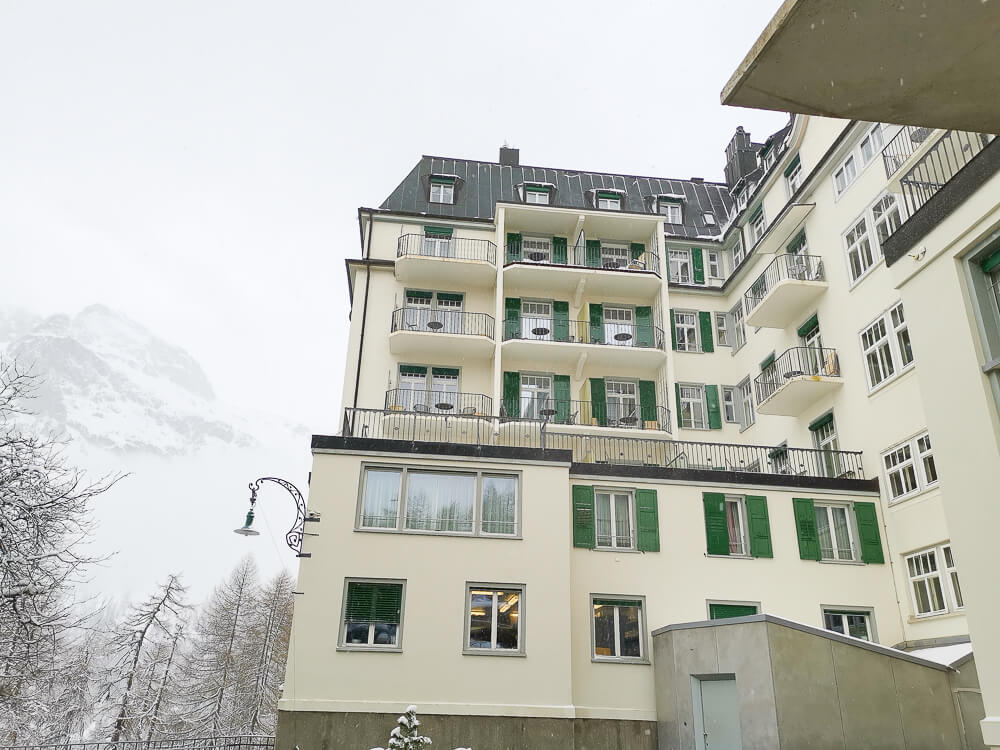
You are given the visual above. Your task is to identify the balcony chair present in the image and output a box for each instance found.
[413,403,429,413]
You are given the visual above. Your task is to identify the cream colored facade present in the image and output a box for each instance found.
[279,116,996,746]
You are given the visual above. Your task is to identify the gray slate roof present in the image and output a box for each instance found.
[379,156,734,239]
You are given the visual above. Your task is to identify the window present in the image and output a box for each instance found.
[872,194,902,245]
[724,496,749,555]
[882,431,938,501]
[603,306,634,347]
[669,249,692,283]
[737,378,755,428]
[722,386,738,423]
[465,585,523,654]
[601,243,630,268]
[341,579,404,649]
[708,602,759,619]
[522,237,552,263]
[814,503,858,561]
[861,302,914,390]
[358,466,518,537]
[597,191,622,210]
[859,124,885,165]
[706,250,723,279]
[769,444,791,474]
[906,544,963,616]
[403,290,464,333]
[844,217,877,282]
[715,313,730,347]
[834,154,857,196]
[394,365,459,413]
[823,609,873,641]
[748,208,766,244]
[812,416,842,477]
[729,302,746,351]
[786,159,803,196]
[732,237,746,267]
[674,311,699,352]
[520,373,552,419]
[605,380,639,426]
[659,199,682,223]
[429,176,455,204]
[678,384,707,429]
[524,185,550,205]
[521,300,553,340]
[703,212,716,226]
[421,227,453,257]
[595,489,634,549]
[591,597,645,662]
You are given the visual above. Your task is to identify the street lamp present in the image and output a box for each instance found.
[233,476,319,557]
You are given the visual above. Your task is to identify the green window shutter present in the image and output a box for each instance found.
[399,365,428,376]
[674,383,682,429]
[709,603,758,620]
[594,598,642,608]
[436,292,464,302]
[553,375,571,423]
[371,584,403,624]
[749,205,763,223]
[639,380,657,423]
[705,385,722,429]
[787,229,807,254]
[630,242,645,260]
[854,502,885,564]
[703,493,730,555]
[506,232,522,263]
[635,306,654,347]
[525,185,549,193]
[503,372,520,418]
[572,485,596,548]
[423,225,453,237]
[344,582,375,622]
[589,378,607,426]
[692,248,705,284]
[406,289,432,299]
[797,313,819,338]
[670,309,678,350]
[760,352,776,371]
[699,311,714,353]
[783,153,801,178]
[745,496,773,558]
[635,489,659,552]
[982,248,1000,273]
[552,236,568,264]
[552,300,569,342]
[431,367,460,377]
[792,498,821,561]
[808,412,834,432]
[430,175,456,185]
[504,297,521,340]
[586,239,601,267]
[596,190,619,200]
[589,304,604,344]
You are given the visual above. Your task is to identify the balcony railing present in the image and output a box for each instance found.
[882,125,937,177]
[502,395,670,432]
[390,308,495,339]
[505,243,661,276]
[754,347,840,404]
[396,233,497,265]
[502,317,665,349]
[898,131,994,217]
[385,389,493,416]
[744,254,825,313]
[340,408,865,480]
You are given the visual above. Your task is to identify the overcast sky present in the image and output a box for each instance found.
[1,0,788,433]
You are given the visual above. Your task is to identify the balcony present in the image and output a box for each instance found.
[754,347,843,416]
[501,317,666,369]
[384,389,492,417]
[340,408,869,485]
[503,241,662,297]
[388,308,495,359]
[882,126,938,178]
[896,130,994,218]
[395,234,497,288]
[503,395,670,433]
[744,254,827,329]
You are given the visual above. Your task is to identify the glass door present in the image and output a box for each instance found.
[606,380,639,427]
[604,306,634,346]
[404,294,432,329]
[435,295,463,333]
[519,374,552,419]
[802,326,824,375]
[398,371,427,411]
[522,237,552,264]
[521,300,553,340]
[601,244,630,269]
[430,372,459,413]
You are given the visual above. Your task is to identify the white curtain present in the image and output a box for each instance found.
[481,476,516,534]
[361,469,401,528]
[405,472,474,532]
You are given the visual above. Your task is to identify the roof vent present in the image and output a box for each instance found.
[499,146,520,166]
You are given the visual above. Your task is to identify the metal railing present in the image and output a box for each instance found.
[0,738,275,750]
[898,131,994,217]
[385,388,492,416]
[754,347,841,405]
[502,395,671,432]
[390,308,495,339]
[502,317,665,349]
[882,125,937,177]
[340,408,865,480]
[744,254,825,313]
[396,233,497,265]
[505,243,661,276]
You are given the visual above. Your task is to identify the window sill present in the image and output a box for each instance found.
[591,657,650,666]
[355,527,522,541]
[337,645,403,653]
[595,546,640,554]
[908,609,965,624]
[462,649,527,658]
[866,363,916,397]
[818,558,865,566]
[706,553,754,560]
[887,484,941,507]
[848,256,886,291]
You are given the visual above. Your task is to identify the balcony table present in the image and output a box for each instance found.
[527,252,547,262]
[531,327,551,336]
[617,416,638,426]
[434,402,454,411]
[540,408,557,417]
[426,321,444,330]
[614,332,633,342]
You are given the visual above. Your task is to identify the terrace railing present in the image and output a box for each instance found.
[396,233,497,265]
[502,317,665,349]
[743,254,825,314]
[898,131,994,217]
[882,125,937,178]
[754,347,841,404]
[503,395,671,432]
[390,308,495,339]
[385,388,492,416]
[505,243,661,276]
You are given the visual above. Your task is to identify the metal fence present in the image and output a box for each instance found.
[503,395,671,433]
[396,233,497,265]
[340,408,865,480]
[390,308,495,339]
[898,131,994,217]
[505,243,661,276]
[502,316,665,350]
[744,254,825,314]
[881,125,937,178]
[754,347,841,404]
[0,737,275,750]
[385,388,492,416]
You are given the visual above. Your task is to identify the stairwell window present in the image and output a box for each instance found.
[678,384,707,429]
[882,431,938,502]
[591,596,646,662]
[674,311,699,352]
[861,302,914,391]
[907,544,963,616]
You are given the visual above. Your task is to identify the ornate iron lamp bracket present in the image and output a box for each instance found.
[247,476,317,557]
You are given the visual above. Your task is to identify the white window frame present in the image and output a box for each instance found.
[813,417,843,477]
[601,242,630,269]
[729,302,746,351]
[659,199,683,223]
[339,578,406,651]
[678,383,708,430]
[814,502,860,562]
[590,594,647,663]
[429,180,455,205]
[674,310,700,352]
[785,160,803,197]
[843,192,905,285]
[521,236,552,263]
[597,193,622,210]
[882,431,938,503]
[715,312,730,347]
[604,379,639,425]
[594,488,636,550]
[722,386,738,423]
[833,153,858,197]
[703,212,716,226]
[669,248,692,284]
[906,544,963,617]
[843,215,878,284]
[706,250,723,280]
[524,186,550,205]
[860,302,914,391]
[521,299,553,340]
[737,377,755,429]
[732,237,746,268]
[464,583,525,655]
[357,465,520,538]
[872,193,903,246]
[822,607,875,641]
[724,495,750,556]
[749,208,766,244]
[859,123,885,166]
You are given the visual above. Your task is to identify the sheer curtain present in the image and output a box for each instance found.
[815,507,833,558]
[832,507,853,560]
[614,493,631,547]
[595,494,612,547]
[481,476,516,535]
[361,469,401,528]
[726,501,742,554]
[405,472,474,532]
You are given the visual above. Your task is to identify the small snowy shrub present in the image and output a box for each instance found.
[371,705,470,750]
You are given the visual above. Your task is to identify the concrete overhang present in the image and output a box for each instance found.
[722,0,1000,133]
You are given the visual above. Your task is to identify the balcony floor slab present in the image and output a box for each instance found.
[395,256,496,289]
[388,330,495,360]
[500,339,666,371]
[746,279,829,329]
[756,376,844,416]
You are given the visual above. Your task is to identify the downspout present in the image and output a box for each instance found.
[351,209,375,421]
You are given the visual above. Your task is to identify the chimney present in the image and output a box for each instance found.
[499,146,520,166]
[723,126,761,189]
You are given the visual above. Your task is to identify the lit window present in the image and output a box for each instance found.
[466,585,523,653]
[597,191,622,210]
[669,249,691,283]
[429,177,456,204]
[823,609,873,641]
[882,431,937,502]
[592,597,645,662]
[678,384,707,429]
[861,302,913,390]
[341,579,404,649]
[906,544,963,617]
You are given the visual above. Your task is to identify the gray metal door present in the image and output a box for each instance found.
[696,677,743,750]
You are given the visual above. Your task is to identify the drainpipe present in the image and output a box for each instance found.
[351,210,375,416]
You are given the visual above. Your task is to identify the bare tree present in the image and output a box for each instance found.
[245,570,294,736]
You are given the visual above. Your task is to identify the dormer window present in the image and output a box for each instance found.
[657,196,683,223]
[596,191,622,210]
[524,184,551,205]
[429,175,456,205]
